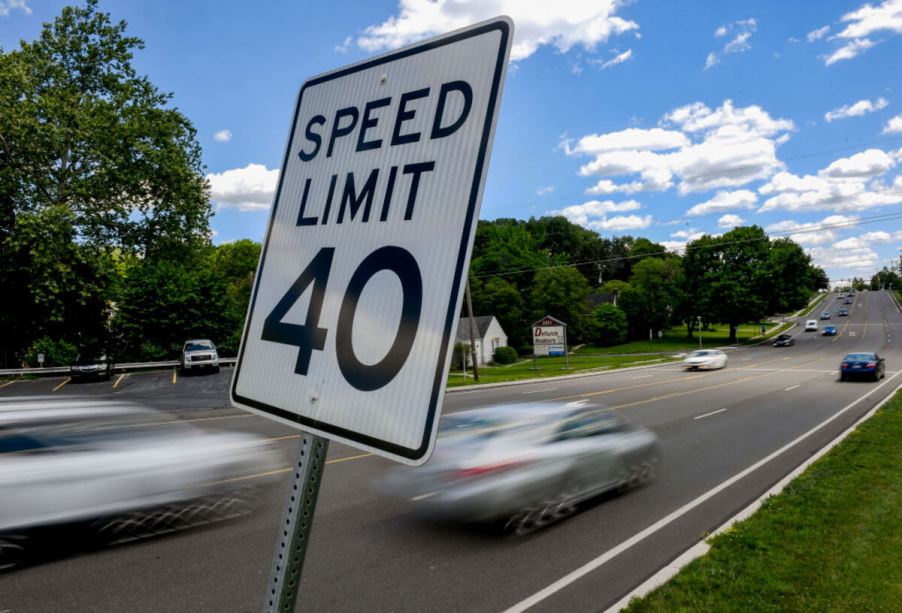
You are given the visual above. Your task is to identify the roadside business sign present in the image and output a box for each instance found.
[231,18,513,465]
[532,316,567,357]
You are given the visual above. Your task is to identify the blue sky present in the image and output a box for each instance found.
[3,0,901,282]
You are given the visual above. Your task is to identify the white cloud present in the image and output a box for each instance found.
[758,147,902,213]
[671,227,704,240]
[335,36,353,53]
[824,97,888,121]
[536,185,555,196]
[206,163,279,212]
[883,114,902,133]
[835,0,902,40]
[570,100,794,194]
[821,149,894,178]
[596,48,633,69]
[718,213,745,228]
[686,189,758,216]
[859,230,893,242]
[0,1,30,17]
[213,129,233,143]
[355,0,639,61]
[551,200,648,232]
[807,25,830,42]
[705,18,756,69]
[823,37,875,65]
[766,215,858,245]
[806,244,881,271]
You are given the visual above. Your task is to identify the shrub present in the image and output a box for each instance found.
[589,304,628,346]
[24,337,78,367]
[493,345,518,364]
[450,342,470,370]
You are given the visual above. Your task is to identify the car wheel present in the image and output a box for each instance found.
[0,535,27,571]
[213,366,220,374]
[840,373,846,382]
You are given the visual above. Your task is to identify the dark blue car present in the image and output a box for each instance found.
[840,352,885,381]
[822,326,837,336]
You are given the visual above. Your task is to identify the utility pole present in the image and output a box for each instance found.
[465,280,480,382]
[697,316,702,349]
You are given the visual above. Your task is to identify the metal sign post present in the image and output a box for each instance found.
[228,17,513,613]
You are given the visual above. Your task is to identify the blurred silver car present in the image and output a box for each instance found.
[0,398,281,566]
[381,403,658,534]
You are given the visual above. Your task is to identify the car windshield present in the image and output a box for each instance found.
[689,351,711,357]
[184,342,214,352]
[845,353,876,361]
[778,334,791,340]
[75,353,106,364]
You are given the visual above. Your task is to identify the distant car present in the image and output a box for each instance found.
[838,308,849,316]
[70,351,114,381]
[180,339,220,373]
[840,352,885,381]
[837,293,844,298]
[804,320,819,332]
[773,333,795,347]
[683,349,728,370]
[380,403,659,534]
[844,298,852,304]
[820,311,831,320]
[822,326,837,336]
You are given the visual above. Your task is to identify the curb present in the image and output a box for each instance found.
[605,380,902,612]
[444,357,681,394]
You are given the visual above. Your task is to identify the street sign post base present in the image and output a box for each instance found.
[264,433,329,613]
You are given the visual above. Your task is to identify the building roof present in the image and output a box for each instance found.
[586,293,617,308]
[456,316,497,342]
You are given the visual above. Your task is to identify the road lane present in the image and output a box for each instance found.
[1,291,899,613]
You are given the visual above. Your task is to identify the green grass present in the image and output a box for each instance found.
[623,387,902,613]
[576,322,777,355]
[447,354,680,387]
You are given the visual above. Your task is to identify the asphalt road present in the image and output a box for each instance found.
[1,290,900,613]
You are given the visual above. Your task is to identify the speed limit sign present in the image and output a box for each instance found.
[231,18,512,464]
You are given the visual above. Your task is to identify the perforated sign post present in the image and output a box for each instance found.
[230,17,512,613]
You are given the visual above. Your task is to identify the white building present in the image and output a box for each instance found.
[456,316,508,365]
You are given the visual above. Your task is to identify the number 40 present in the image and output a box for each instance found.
[261,246,423,391]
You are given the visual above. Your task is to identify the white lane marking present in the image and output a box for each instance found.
[522,388,557,395]
[502,369,902,613]
[785,385,800,391]
[631,375,653,380]
[607,380,902,613]
[693,408,727,420]
[411,492,437,502]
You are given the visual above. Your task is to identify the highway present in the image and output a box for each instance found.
[1,290,900,613]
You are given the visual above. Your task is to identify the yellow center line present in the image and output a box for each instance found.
[327,452,373,464]
[112,373,127,389]
[0,380,16,390]
[209,452,375,485]
[171,368,177,385]
[52,377,70,392]
[110,413,253,429]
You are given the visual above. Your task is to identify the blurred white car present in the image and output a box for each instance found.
[804,319,819,332]
[683,349,728,370]
[0,399,280,564]
[381,403,659,535]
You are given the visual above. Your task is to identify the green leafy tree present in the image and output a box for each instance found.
[206,239,261,334]
[470,275,526,348]
[766,238,819,314]
[0,0,210,364]
[529,266,592,341]
[619,256,685,338]
[587,304,628,346]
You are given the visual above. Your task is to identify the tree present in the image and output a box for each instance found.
[765,238,818,314]
[587,304,628,346]
[206,239,261,332]
[0,1,211,363]
[470,275,526,349]
[529,266,592,341]
[618,256,685,338]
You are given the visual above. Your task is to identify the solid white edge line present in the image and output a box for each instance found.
[502,370,902,613]
[604,379,902,613]
[693,408,727,420]
[785,385,800,391]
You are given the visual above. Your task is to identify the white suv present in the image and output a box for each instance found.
[180,339,220,373]
[804,320,819,332]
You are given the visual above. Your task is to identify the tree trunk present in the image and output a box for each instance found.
[729,323,738,343]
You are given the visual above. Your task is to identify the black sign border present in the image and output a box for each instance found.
[231,19,510,461]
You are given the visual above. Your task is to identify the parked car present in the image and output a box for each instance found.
[820,311,831,320]
[840,352,885,381]
[379,403,659,535]
[70,351,114,381]
[822,325,837,336]
[838,308,849,316]
[683,349,728,370]
[804,320,819,332]
[772,333,795,347]
[180,339,220,373]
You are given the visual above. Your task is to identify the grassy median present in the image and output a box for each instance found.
[576,322,778,356]
[623,387,902,613]
[447,354,680,387]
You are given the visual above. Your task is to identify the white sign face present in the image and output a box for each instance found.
[231,18,512,465]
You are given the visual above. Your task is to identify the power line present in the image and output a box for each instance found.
[473,211,902,279]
